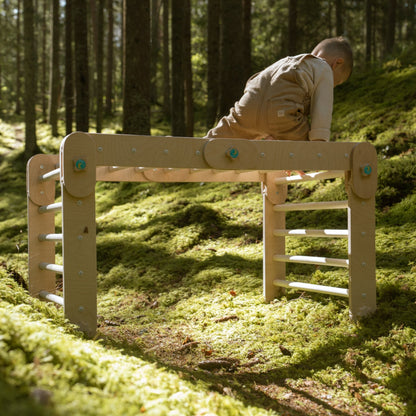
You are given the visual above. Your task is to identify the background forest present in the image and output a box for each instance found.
[1,1,416,415]
[1,0,416,156]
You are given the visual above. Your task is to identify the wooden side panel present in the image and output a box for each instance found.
[61,133,97,337]
[62,188,97,337]
[347,142,378,318]
[347,193,377,318]
[27,154,59,297]
[263,172,288,301]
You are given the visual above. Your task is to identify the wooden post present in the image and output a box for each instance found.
[27,154,59,297]
[60,132,97,337]
[262,172,287,302]
[347,142,378,318]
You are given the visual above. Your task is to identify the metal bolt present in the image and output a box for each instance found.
[317,153,322,158]
[195,150,201,156]
[97,146,103,152]
[164,149,169,154]
[77,235,83,241]
[361,201,366,206]
[362,262,367,267]
[40,190,45,195]
[78,270,84,276]
[40,165,44,169]
[361,231,366,236]
[260,152,265,158]
[78,306,84,312]
[131,148,136,153]
[289,152,294,158]
[344,153,349,158]
[77,200,82,206]
[361,293,367,298]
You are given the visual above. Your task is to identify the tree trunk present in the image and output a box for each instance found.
[171,0,185,135]
[406,0,415,41]
[65,0,74,135]
[48,0,60,137]
[184,0,193,137]
[15,0,22,115]
[335,0,344,35]
[105,0,114,116]
[365,0,373,63]
[219,0,244,117]
[123,0,151,134]
[151,0,161,104]
[288,0,297,55]
[242,0,251,81]
[206,0,220,129]
[162,0,171,120]
[96,0,104,132]
[73,0,89,132]
[23,0,39,159]
[41,0,48,122]
[385,0,396,56]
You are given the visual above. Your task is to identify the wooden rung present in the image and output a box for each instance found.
[39,290,64,306]
[39,262,64,274]
[274,170,344,185]
[39,168,60,181]
[38,233,63,242]
[273,254,349,268]
[38,202,63,214]
[273,279,349,297]
[273,200,348,212]
[108,166,129,172]
[274,229,348,238]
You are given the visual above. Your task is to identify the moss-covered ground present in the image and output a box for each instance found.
[1,61,416,415]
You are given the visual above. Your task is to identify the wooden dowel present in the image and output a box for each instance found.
[107,166,128,172]
[39,168,60,182]
[39,290,64,306]
[274,170,345,185]
[273,280,349,297]
[274,229,348,238]
[273,254,349,268]
[38,233,63,242]
[273,200,348,212]
[39,262,64,274]
[38,202,63,214]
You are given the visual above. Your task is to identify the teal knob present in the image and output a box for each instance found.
[74,159,87,171]
[226,148,239,159]
[361,164,372,176]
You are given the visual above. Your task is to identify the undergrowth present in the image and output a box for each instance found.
[1,61,416,415]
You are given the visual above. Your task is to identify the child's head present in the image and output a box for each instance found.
[312,37,353,86]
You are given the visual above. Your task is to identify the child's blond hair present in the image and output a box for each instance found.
[312,37,353,79]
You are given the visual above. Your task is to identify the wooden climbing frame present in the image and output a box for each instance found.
[27,132,378,336]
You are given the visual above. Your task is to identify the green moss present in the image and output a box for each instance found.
[1,65,416,414]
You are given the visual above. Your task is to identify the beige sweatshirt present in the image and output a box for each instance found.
[206,54,334,141]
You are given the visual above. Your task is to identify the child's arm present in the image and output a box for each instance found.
[308,65,334,141]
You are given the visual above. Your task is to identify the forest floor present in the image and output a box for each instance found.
[1,59,416,415]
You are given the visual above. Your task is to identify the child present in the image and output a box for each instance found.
[205,37,353,142]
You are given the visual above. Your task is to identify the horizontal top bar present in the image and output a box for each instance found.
[80,133,356,171]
